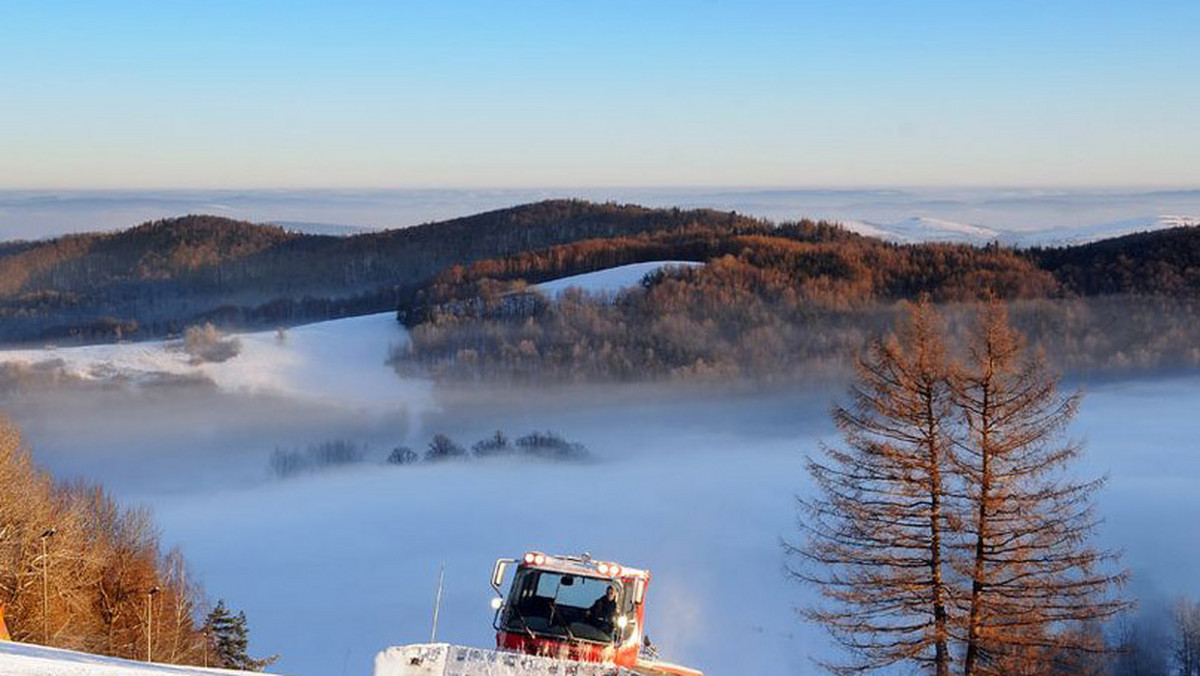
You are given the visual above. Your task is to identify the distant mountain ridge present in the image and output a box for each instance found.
[841,214,1200,246]
[1,199,1198,345]
[1019,214,1200,247]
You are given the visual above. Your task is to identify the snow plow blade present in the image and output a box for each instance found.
[375,644,635,676]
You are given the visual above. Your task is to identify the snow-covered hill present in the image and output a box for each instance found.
[840,213,1199,246]
[532,261,703,297]
[0,641,282,676]
[1012,214,1200,247]
[0,313,431,415]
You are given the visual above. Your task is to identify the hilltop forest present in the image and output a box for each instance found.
[0,201,759,344]
[389,207,1200,382]
[2,200,1199,383]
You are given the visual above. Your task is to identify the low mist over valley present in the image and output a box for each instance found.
[2,308,1198,674]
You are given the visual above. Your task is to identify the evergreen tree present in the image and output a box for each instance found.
[204,600,277,671]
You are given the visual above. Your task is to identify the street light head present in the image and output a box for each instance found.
[41,528,56,538]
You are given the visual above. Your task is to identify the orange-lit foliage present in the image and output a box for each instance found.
[0,416,210,665]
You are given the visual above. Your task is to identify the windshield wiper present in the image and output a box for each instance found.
[547,601,579,642]
[547,581,580,644]
[505,602,537,641]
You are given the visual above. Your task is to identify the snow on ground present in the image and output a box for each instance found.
[0,640,283,676]
[1011,214,1200,247]
[533,261,703,297]
[2,313,1199,676]
[140,387,826,676]
[838,213,1200,247]
[0,313,432,417]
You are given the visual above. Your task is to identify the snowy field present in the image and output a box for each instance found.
[2,312,1199,675]
[0,640,284,676]
[0,313,430,416]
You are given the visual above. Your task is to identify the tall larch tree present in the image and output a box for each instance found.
[788,300,958,674]
[954,302,1127,676]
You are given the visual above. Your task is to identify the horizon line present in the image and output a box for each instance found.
[2,183,1200,194]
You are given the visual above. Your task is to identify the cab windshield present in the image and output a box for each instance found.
[502,568,627,644]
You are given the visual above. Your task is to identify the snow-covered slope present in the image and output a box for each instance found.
[533,261,703,297]
[1013,214,1200,247]
[0,313,431,415]
[0,641,281,676]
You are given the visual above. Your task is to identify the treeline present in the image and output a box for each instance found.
[393,430,589,464]
[397,293,1200,383]
[0,201,768,344]
[1033,226,1200,296]
[402,222,1051,323]
[1112,598,1200,675]
[392,221,1200,382]
[268,432,590,478]
[6,197,1199,369]
[0,415,266,667]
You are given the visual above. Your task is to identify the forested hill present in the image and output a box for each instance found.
[3,199,1198,348]
[395,222,1200,382]
[0,201,770,344]
[1032,226,1200,296]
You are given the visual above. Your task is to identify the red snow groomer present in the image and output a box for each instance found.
[374,551,703,676]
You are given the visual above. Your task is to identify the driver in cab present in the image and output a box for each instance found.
[587,585,619,636]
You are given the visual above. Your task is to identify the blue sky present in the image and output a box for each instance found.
[1,1,1198,189]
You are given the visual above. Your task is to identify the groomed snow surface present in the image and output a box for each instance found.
[0,640,280,676]
[1,307,1199,676]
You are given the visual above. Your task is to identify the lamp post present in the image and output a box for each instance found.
[146,586,159,662]
[39,528,56,645]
